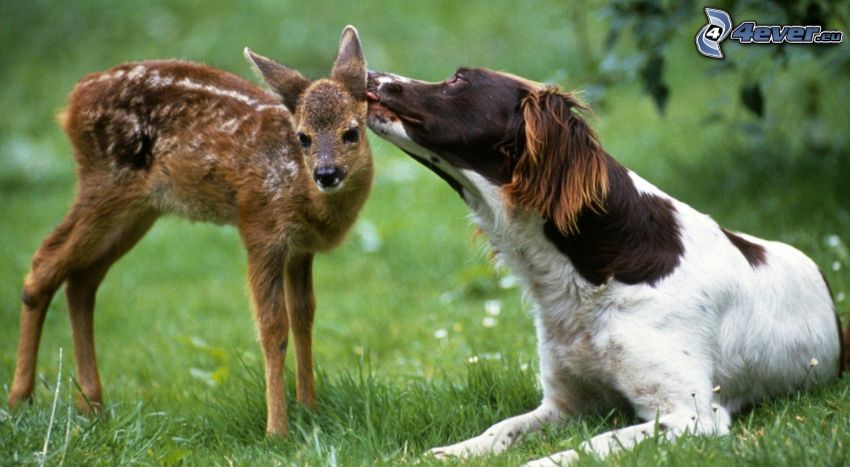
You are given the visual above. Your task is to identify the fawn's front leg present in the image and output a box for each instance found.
[284,253,316,409]
[246,247,289,437]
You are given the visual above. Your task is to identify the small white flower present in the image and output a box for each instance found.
[827,235,841,248]
[189,368,216,387]
[520,363,530,372]
[482,317,498,328]
[355,220,382,253]
[434,328,448,339]
[809,358,819,367]
[382,159,419,183]
[467,356,479,364]
[836,292,846,302]
[499,275,520,289]
[484,299,502,316]
[832,261,841,271]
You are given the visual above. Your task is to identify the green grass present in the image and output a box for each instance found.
[2,1,849,466]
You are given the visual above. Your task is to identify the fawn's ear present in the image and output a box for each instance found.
[503,88,609,235]
[244,47,311,112]
[330,25,366,98]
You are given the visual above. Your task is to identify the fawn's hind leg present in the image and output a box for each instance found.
[9,211,78,408]
[284,253,316,410]
[8,185,155,411]
[64,211,158,413]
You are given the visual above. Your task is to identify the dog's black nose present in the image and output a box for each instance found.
[313,165,346,190]
[366,70,381,89]
[366,71,402,97]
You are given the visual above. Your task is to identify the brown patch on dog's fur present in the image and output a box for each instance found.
[721,228,766,268]
[543,159,683,286]
[503,88,608,235]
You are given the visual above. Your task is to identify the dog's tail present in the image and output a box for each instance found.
[822,271,849,375]
[842,318,850,375]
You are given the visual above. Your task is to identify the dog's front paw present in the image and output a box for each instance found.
[523,449,580,467]
[427,443,475,460]
[428,436,496,460]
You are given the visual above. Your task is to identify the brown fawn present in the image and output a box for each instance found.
[7,25,372,436]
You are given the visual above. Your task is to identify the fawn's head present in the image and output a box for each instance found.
[246,26,369,193]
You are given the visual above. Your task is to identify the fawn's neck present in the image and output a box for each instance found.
[301,159,373,251]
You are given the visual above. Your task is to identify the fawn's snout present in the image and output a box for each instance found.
[297,115,364,193]
[296,81,367,194]
[300,126,358,192]
[313,164,346,191]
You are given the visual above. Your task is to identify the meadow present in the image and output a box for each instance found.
[1,1,848,465]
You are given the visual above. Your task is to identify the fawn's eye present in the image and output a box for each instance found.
[297,132,312,149]
[342,127,359,144]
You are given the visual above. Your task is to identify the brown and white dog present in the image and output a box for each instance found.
[366,68,849,465]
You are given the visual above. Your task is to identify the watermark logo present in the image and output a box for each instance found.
[696,8,733,59]
[695,7,843,59]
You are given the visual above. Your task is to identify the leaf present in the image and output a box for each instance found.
[639,53,669,113]
[740,82,764,118]
[162,447,193,467]
[211,366,231,384]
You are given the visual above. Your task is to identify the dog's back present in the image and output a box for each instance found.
[641,183,841,413]
[723,233,840,381]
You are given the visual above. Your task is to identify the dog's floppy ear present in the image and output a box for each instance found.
[244,47,311,112]
[503,87,608,234]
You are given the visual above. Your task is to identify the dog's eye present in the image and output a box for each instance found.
[447,73,466,86]
[297,132,312,149]
[342,127,359,144]
[444,73,469,95]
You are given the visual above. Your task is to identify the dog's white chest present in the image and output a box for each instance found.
[461,170,614,368]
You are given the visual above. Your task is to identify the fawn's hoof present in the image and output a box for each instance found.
[75,395,103,416]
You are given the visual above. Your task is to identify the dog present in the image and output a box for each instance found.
[8,26,372,437]
[366,68,849,465]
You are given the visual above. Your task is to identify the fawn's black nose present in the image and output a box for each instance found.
[313,165,346,191]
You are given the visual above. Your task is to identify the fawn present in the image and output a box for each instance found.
[8,26,372,436]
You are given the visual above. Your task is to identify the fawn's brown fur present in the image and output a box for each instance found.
[8,26,372,437]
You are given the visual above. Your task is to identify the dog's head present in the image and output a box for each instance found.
[367,68,608,234]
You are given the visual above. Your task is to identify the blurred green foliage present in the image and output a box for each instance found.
[0,0,578,166]
[2,0,847,188]
[601,0,850,160]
